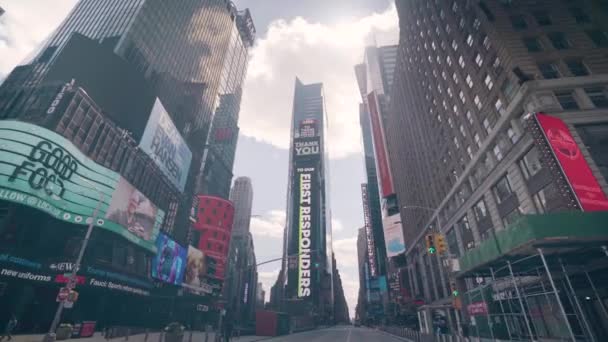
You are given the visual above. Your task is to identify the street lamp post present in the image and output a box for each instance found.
[43,179,105,342]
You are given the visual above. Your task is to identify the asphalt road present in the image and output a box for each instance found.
[262,326,410,342]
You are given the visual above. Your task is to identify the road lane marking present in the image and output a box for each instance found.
[346,327,352,342]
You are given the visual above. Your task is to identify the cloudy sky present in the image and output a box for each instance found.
[0,0,398,318]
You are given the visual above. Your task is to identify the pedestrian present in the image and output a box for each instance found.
[222,319,233,342]
[0,315,17,341]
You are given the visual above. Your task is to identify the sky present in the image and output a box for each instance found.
[0,0,398,319]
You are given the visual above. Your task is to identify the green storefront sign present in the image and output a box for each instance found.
[0,121,164,253]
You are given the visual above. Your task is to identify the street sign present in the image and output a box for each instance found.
[56,287,70,302]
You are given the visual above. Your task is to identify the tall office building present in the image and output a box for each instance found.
[229,177,254,236]
[282,78,334,323]
[389,0,608,339]
[199,10,255,198]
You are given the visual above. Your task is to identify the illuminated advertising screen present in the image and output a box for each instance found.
[293,137,320,159]
[297,119,318,138]
[383,214,405,257]
[367,91,394,197]
[535,113,608,211]
[290,161,319,299]
[151,233,187,285]
[182,246,212,295]
[361,184,377,277]
[139,99,192,192]
[0,121,163,252]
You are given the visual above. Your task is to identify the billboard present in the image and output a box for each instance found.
[0,121,163,252]
[367,91,395,197]
[361,184,377,277]
[535,113,608,211]
[151,233,187,285]
[293,137,320,159]
[292,161,319,298]
[383,214,405,257]
[182,246,212,295]
[296,119,318,138]
[139,99,192,192]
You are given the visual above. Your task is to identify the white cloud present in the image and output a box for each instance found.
[333,236,358,267]
[240,5,398,159]
[0,1,78,80]
[331,217,344,232]
[250,209,285,239]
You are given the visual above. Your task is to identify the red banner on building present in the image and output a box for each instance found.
[367,92,394,197]
[536,113,608,211]
[467,301,488,316]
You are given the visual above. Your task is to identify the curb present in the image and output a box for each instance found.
[376,329,415,342]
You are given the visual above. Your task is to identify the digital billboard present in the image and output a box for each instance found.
[293,137,320,159]
[361,184,377,277]
[182,246,212,295]
[535,113,608,211]
[296,119,318,138]
[367,91,395,198]
[293,162,319,298]
[0,121,163,252]
[383,214,405,257]
[139,99,192,192]
[151,233,187,285]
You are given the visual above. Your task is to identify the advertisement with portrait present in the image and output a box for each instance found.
[383,214,405,257]
[151,233,187,285]
[533,113,608,211]
[182,246,212,295]
[0,121,163,253]
[139,99,192,192]
[106,177,162,244]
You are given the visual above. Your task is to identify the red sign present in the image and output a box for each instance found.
[467,301,488,316]
[54,274,86,286]
[367,92,394,197]
[536,113,608,211]
[80,321,97,338]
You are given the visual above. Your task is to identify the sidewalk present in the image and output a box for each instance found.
[11,331,268,342]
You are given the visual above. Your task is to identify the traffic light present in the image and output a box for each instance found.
[435,233,448,255]
[450,280,459,297]
[425,234,436,254]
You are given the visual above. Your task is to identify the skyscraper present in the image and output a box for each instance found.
[282,78,334,322]
[388,0,608,338]
[199,9,256,198]
[230,177,254,236]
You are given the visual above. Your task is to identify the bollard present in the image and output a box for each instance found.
[144,329,149,342]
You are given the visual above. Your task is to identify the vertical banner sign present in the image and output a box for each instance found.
[361,184,377,277]
[296,164,316,298]
[367,91,395,197]
[535,113,608,211]
[383,214,406,257]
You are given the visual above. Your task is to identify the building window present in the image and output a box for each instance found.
[454,137,460,148]
[492,56,502,74]
[483,118,492,134]
[447,228,460,257]
[507,127,520,144]
[457,216,475,250]
[452,40,459,51]
[459,55,465,68]
[473,199,488,221]
[453,73,459,84]
[501,78,517,101]
[466,75,474,88]
[565,59,589,76]
[447,55,452,66]
[493,174,514,204]
[548,32,571,50]
[474,18,481,31]
[495,98,505,115]
[493,145,504,161]
[568,7,591,24]
[474,95,482,109]
[484,74,494,90]
[467,146,473,159]
[510,15,528,30]
[523,37,544,52]
[538,62,561,79]
[519,147,543,180]
[483,35,491,50]
[586,29,608,47]
[533,10,552,26]
[555,91,579,110]
[533,182,560,213]
[502,208,523,226]
[467,34,474,46]
[585,87,608,108]
[474,133,482,147]
[467,111,474,125]
[475,53,484,67]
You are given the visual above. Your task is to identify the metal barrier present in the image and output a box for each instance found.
[379,326,500,342]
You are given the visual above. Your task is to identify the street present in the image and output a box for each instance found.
[264,326,409,342]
